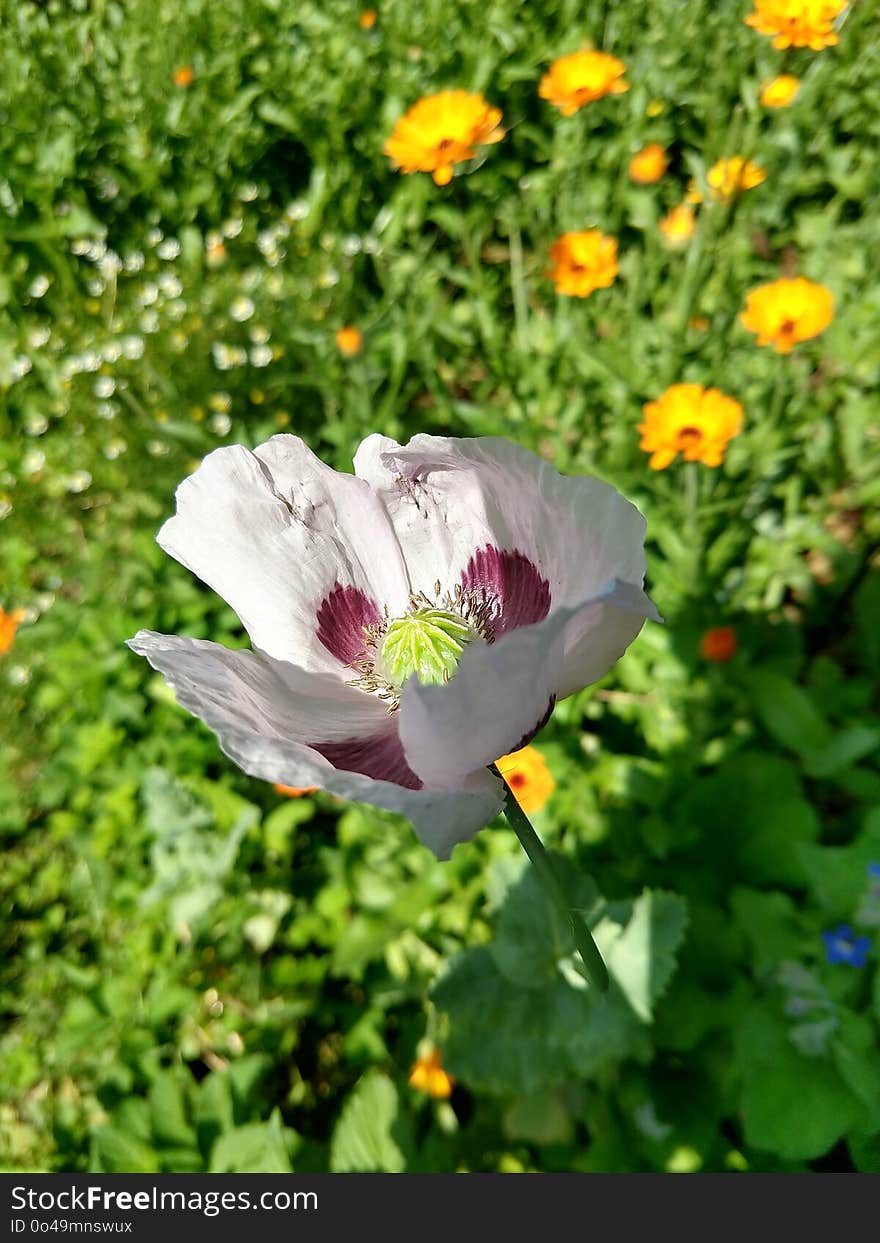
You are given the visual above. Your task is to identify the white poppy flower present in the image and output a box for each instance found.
[128,434,658,859]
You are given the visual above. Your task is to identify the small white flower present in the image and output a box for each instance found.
[159,273,183,298]
[146,227,164,247]
[157,238,181,260]
[28,275,51,298]
[22,449,46,475]
[125,251,145,273]
[210,413,232,436]
[140,311,160,334]
[94,376,116,398]
[121,335,145,360]
[129,435,658,858]
[238,183,259,202]
[223,217,244,239]
[230,296,255,322]
[28,325,51,349]
[67,470,92,493]
[250,344,273,367]
[25,413,48,436]
[99,251,123,278]
[139,283,159,307]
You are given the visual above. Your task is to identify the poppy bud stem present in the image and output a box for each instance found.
[490,765,609,992]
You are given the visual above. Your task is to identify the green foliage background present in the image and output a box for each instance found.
[2,0,879,1173]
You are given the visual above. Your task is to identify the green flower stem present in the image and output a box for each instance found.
[490,765,609,992]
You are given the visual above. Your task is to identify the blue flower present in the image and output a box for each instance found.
[822,924,871,968]
[868,862,880,879]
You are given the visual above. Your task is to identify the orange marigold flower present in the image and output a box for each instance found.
[0,607,25,656]
[629,143,668,184]
[700,626,738,663]
[409,1048,453,1099]
[547,230,618,298]
[495,745,556,814]
[659,204,696,247]
[173,65,195,88]
[745,0,846,51]
[639,384,744,470]
[358,9,377,28]
[706,156,766,202]
[538,50,629,116]
[335,325,363,357]
[383,90,504,187]
[274,783,318,797]
[740,277,834,353]
[760,74,801,108]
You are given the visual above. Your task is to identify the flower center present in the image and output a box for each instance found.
[677,425,703,448]
[380,606,479,688]
[437,136,455,151]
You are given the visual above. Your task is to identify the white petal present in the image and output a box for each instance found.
[558,580,661,700]
[354,433,650,608]
[398,580,658,789]
[157,436,410,672]
[128,630,503,859]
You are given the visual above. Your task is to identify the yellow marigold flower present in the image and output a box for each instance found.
[335,325,363,357]
[495,745,556,814]
[547,230,618,298]
[538,50,629,116]
[409,1049,453,1099]
[760,74,801,108]
[659,204,696,247]
[358,9,377,28]
[173,65,194,88]
[0,607,25,656]
[745,0,846,51]
[383,90,504,187]
[705,156,766,202]
[274,782,318,797]
[739,277,834,352]
[639,384,744,470]
[700,626,738,663]
[646,99,664,118]
[629,143,668,184]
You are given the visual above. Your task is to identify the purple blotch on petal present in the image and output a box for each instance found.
[461,545,551,638]
[510,696,556,753]
[312,729,423,791]
[316,583,382,664]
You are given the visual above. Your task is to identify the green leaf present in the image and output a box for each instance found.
[747,670,832,755]
[730,887,806,974]
[489,854,600,989]
[798,810,880,918]
[329,1071,409,1173]
[502,1092,574,1146]
[209,1110,297,1173]
[92,1125,161,1174]
[802,726,880,778]
[736,1004,862,1160]
[148,1072,196,1150]
[678,753,819,885]
[434,947,647,1096]
[599,890,689,1021]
